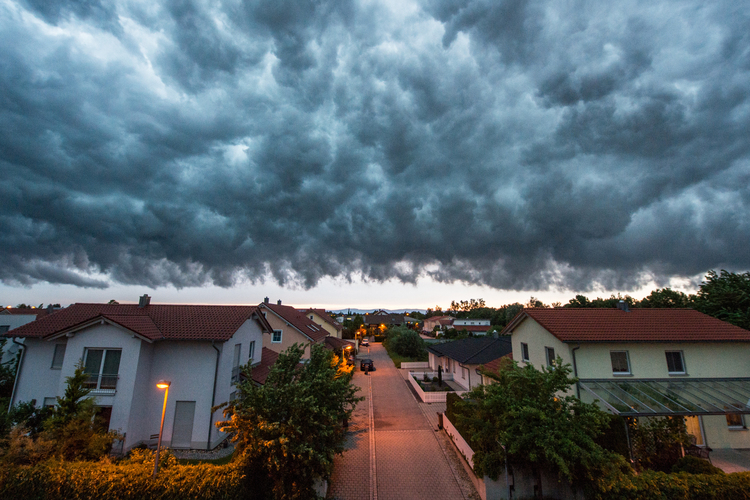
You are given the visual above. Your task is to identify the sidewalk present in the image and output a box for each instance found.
[328,343,478,500]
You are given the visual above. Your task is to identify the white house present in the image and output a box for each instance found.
[502,304,750,450]
[5,295,274,452]
[1,307,61,364]
[452,318,491,336]
[427,337,512,390]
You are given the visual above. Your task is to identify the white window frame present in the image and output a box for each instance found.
[521,342,530,362]
[51,344,66,369]
[82,348,121,391]
[665,350,686,375]
[545,347,556,367]
[248,340,256,364]
[272,330,283,343]
[726,412,745,430]
[232,344,242,383]
[610,350,631,375]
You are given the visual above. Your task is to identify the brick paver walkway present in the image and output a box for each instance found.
[328,343,477,500]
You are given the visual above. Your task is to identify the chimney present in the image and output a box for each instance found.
[138,294,151,308]
[277,299,282,305]
[264,297,269,304]
[617,300,630,312]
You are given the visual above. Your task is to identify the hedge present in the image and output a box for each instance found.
[0,460,256,500]
[589,470,750,500]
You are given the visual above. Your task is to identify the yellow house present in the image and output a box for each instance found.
[302,309,343,338]
[259,302,328,359]
[502,304,750,450]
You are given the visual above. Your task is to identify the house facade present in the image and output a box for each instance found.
[6,297,274,452]
[502,305,750,450]
[303,309,343,338]
[260,301,329,358]
[452,318,491,335]
[427,337,512,390]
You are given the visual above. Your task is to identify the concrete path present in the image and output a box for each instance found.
[328,343,478,500]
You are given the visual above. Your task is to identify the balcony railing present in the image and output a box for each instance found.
[83,373,119,391]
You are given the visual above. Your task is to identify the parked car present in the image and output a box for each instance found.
[361,339,369,347]
[360,359,375,371]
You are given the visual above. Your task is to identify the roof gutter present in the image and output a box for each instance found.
[9,338,25,410]
[571,344,581,398]
[207,341,221,451]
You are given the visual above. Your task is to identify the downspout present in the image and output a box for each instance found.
[571,344,581,399]
[9,338,25,410]
[207,341,221,451]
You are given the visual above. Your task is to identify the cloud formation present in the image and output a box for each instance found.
[1,0,749,292]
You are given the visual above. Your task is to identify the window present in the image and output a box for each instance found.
[726,412,745,429]
[545,347,556,367]
[521,343,530,362]
[232,344,241,383]
[0,325,8,333]
[51,344,66,369]
[43,397,56,408]
[230,391,238,401]
[665,351,686,374]
[248,341,256,363]
[83,348,121,390]
[610,351,631,375]
[272,330,282,343]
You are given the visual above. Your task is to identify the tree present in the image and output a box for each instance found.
[218,343,362,500]
[638,288,694,308]
[458,358,621,487]
[386,327,426,358]
[694,270,750,330]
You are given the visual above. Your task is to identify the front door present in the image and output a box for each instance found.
[171,401,196,449]
[684,416,705,446]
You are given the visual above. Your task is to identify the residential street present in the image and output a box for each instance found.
[327,343,478,500]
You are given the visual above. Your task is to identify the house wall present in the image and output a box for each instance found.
[1,314,39,364]
[510,318,572,369]
[307,312,340,338]
[262,309,312,358]
[59,323,145,446]
[511,317,750,450]
[454,362,482,391]
[11,337,64,407]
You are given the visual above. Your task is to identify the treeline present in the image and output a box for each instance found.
[419,270,750,331]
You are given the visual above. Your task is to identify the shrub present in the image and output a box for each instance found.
[672,455,725,475]
[0,459,253,500]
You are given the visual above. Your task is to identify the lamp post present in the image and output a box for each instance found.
[153,380,171,478]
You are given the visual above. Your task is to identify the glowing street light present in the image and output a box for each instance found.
[153,380,171,478]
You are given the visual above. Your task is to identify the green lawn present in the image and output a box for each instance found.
[383,346,428,368]
[176,451,235,466]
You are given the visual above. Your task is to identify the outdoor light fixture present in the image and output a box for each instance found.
[153,380,171,478]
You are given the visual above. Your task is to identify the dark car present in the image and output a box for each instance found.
[361,339,369,347]
[360,359,375,371]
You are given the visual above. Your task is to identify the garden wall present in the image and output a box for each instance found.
[400,362,430,369]
[407,372,466,403]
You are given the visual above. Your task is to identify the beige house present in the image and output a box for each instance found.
[502,304,750,450]
[260,301,328,358]
[302,309,343,338]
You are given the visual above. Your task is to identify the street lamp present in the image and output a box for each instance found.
[153,380,171,478]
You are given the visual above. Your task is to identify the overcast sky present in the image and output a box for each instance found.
[1,0,749,308]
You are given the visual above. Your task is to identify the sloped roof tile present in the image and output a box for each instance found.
[262,303,329,343]
[428,337,513,365]
[504,308,750,343]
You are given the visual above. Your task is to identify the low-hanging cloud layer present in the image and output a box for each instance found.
[1,0,749,292]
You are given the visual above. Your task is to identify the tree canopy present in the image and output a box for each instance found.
[694,269,750,330]
[457,358,621,485]
[217,343,362,500]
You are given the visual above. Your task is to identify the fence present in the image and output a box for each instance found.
[400,361,430,369]
[408,372,466,403]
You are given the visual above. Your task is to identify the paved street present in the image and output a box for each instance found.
[328,343,478,500]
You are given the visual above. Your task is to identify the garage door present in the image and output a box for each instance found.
[171,401,196,449]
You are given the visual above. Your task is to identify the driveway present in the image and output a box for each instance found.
[328,343,478,500]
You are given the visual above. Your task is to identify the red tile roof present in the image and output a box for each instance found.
[481,352,513,374]
[503,308,750,343]
[261,303,329,343]
[4,303,269,342]
[303,308,343,332]
[251,347,280,385]
[323,336,355,351]
[1,308,53,317]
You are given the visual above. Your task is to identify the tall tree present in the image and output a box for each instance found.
[218,343,362,500]
[458,358,620,487]
[694,270,750,330]
[638,288,694,308]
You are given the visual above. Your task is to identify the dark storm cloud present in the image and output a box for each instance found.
[1,0,749,292]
